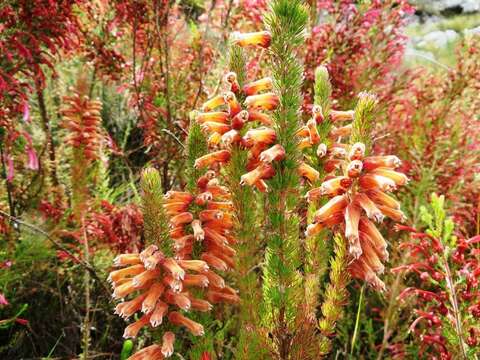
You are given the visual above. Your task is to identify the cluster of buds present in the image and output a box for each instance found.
[393,225,480,357]
[61,81,103,161]
[303,95,408,290]
[194,30,284,192]
[163,170,240,305]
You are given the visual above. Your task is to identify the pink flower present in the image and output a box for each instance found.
[0,293,8,306]
[27,147,39,170]
[23,102,30,122]
[5,154,14,182]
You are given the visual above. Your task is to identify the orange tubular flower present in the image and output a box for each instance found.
[259,144,286,163]
[243,127,277,146]
[222,129,241,146]
[330,124,353,138]
[161,332,175,358]
[345,203,362,258]
[201,121,231,135]
[232,31,272,48]
[307,118,321,144]
[195,111,230,124]
[202,94,226,112]
[362,155,402,171]
[329,109,354,122]
[169,212,194,227]
[245,93,280,111]
[128,344,163,360]
[168,311,205,336]
[313,195,348,223]
[298,162,320,183]
[231,110,249,130]
[208,132,222,147]
[194,150,231,169]
[243,77,273,96]
[240,164,275,186]
[247,110,272,125]
[224,91,241,117]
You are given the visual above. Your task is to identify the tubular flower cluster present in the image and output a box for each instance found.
[305,139,407,291]
[195,30,284,192]
[164,171,240,305]
[61,88,103,161]
[110,180,239,359]
[109,245,209,357]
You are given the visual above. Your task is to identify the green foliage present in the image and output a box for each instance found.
[140,168,171,255]
[314,65,332,117]
[186,118,208,192]
[351,91,378,151]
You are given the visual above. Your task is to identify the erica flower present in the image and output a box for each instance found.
[232,31,272,48]
[245,93,280,111]
[243,77,273,96]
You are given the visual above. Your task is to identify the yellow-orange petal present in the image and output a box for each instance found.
[298,162,320,183]
[232,31,272,48]
[194,150,231,169]
[247,110,272,125]
[201,252,228,272]
[141,282,165,314]
[177,259,209,273]
[363,155,401,171]
[195,111,230,124]
[345,203,362,259]
[307,118,320,145]
[359,174,397,192]
[245,93,279,111]
[202,94,226,111]
[314,194,348,223]
[259,144,286,163]
[123,314,151,338]
[329,109,354,122]
[354,193,384,223]
[366,189,400,210]
[243,77,273,96]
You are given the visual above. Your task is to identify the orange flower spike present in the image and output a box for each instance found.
[132,269,161,288]
[141,283,165,314]
[345,203,362,259]
[201,252,228,272]
[194,150,231,169]
[177,259,210,273]
[207,132,222,147]
[247,110,273,125]
[318,176,353,197]
[168,311,205,336]
[240,164,275,186]
[259,144,286,163]
[204,227,228,246]
[183,274,209,288]
[366,189,400,210]
[108,264,145,284]
[210,251,235,269]
[162,258,186,280]
[329,109,354,122]
[347,160,363,178]
[330,124,352,138]
[224,72,240,93]
[190,298,213,312]
[169,212,194,227]
[195,191,213,206]
[195,111,230,124]
[149,301,168,327]
[243,127,277,145]
[205,241,236,257]
[206,184,231,199]
[115,293,148,319]
[223,91,241,117]
[231,110,249,130]
[128,344,163,360]
[314,194,348,223]
[123,314,151,338]
[348,142,366,161]
[222,129,241,146]
[371,168,409,186]
[377,205,407,223]
[161,331,176,358]
[349,259,386,291]
[113,254,141,267]
[164,289,191,311]
[359,174,397,192]
[362,155,402,171]
[199,210,224,222]
[245,92,279,111]
[201,121,231,135]
[354,193,384,222]
[191,219,205,241]
[298,162,320,183]
[202,94,226,112]
[203,270,226,288]
[307,118,320,144]
[312,104,324,124]
[232,31,272,48]
[243,77,273,96]
[361,231,388,261]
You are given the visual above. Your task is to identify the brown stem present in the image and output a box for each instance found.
[35,81,59,188]
[0,143,15,218]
